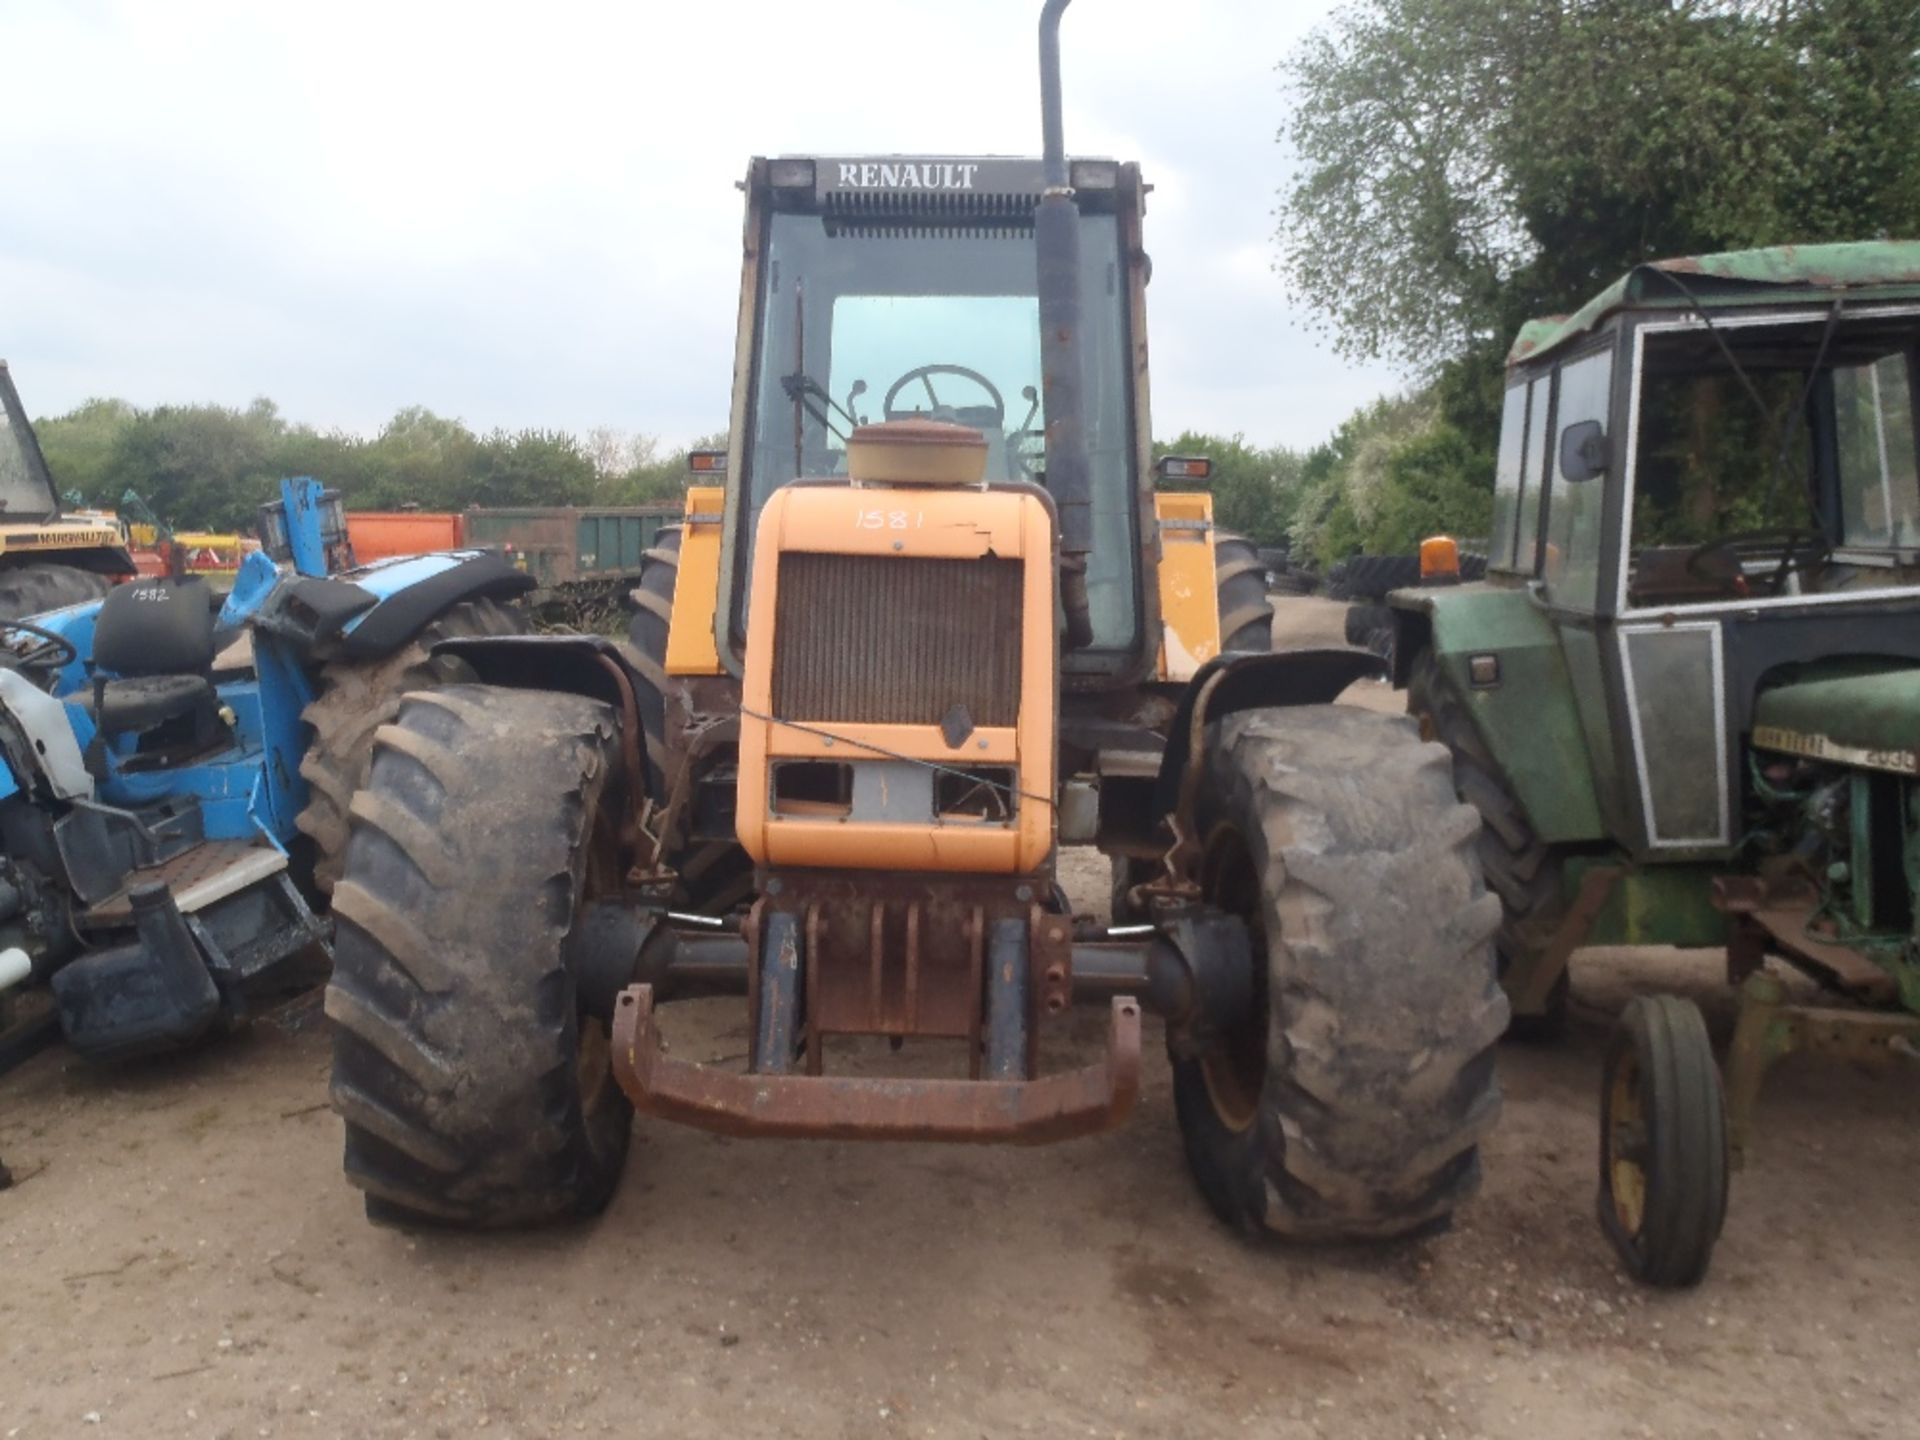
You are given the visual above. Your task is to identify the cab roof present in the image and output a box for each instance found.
[754,155,1134,218]
[1507,240,1920,368]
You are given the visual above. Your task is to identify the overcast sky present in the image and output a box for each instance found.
[4,0,1400,452]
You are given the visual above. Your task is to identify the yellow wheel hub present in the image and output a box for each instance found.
[1606,1054,1649,1236]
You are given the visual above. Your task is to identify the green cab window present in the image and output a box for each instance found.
[1489,383,1528,571]
[1514,381,1551,574]
[1541,349,1614,609]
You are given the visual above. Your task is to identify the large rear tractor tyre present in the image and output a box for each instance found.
[326,684,633,1229]
[295,596,526,897]
[1173,705,1508,1240]
[627,526,752,912]
[1407,647,1571,1040]
[1214,532,1273,654]
[0,563,114,621]
[1597,995,1727,1288]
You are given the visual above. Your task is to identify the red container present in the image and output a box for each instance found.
[346,511,465,563]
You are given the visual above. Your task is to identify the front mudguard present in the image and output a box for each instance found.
[431,632,645,713]
[1151,647,1387,819]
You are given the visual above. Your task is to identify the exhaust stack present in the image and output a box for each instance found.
[1036,0,1095,650]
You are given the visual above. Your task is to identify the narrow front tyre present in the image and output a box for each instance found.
[1598,994,1728,1288]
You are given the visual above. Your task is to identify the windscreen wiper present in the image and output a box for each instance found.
[779,372,858,444]
[1634,265,1842,526]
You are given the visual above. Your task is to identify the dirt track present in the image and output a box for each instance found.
[3,597,1915,1439]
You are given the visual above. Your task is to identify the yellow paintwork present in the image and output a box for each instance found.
[0,518,125,555]
[737,482,1057,874]
[664,485,726,676]
[1153,492,1222,681]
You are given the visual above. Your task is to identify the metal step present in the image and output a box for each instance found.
[80,841,287,929]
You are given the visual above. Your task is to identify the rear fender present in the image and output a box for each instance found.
[248,552,534,662]
[335,552,534,659]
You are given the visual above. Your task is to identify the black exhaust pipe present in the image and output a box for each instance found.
[1036,0,1095,650]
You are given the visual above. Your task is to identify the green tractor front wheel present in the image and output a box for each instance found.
[1597,994,1728,1288]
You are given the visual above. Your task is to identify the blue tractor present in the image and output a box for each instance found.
[0,478,530,1066]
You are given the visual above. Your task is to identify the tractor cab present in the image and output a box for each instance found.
[715,155,1158,681]
[1397,242,1920,1284]
[1396,243,1920,863]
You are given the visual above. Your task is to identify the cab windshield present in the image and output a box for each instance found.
[742,210,1137,649]
[1627,311,1920,606]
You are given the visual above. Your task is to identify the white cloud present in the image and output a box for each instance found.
[3,0,1400,450]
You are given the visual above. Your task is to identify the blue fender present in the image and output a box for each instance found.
[249,551,533,664]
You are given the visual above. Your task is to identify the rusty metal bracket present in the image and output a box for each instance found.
[1724,970,1920,1166]
[611,983,1142,1144]
[1711,874,1898,1002]
[629,714,738,891]
[1509,864,1622,1016]
[589,652,648,859]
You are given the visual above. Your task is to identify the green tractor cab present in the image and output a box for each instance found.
[1388,240,1920,1286]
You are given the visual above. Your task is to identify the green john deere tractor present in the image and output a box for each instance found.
[1383,241,1920,1287]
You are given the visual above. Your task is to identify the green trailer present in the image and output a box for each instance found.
[464,505,680,629]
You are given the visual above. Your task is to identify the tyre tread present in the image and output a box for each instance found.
[325,684,633,1229]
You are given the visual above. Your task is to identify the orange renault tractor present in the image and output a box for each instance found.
[323,0,1506,1238]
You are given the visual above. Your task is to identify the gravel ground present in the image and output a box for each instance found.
[1,596,1913,1439]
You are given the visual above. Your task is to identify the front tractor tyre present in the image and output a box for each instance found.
[1598,994,1727,1288]
[325,684,633,1228]
[626,525,753,912]
[1173,705,1508,1240]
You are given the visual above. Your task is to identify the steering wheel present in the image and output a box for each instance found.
[1684,528,1832,598]
[0,619,78,675]
[881,364,1006,430]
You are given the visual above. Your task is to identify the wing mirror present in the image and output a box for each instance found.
[1559,420,1610,482]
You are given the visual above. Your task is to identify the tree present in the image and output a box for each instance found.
[1288,393,1493,564]
[467,429,598,507]
[35,398,138,505]
[1153,431,1307,546]
[33,395,704,528]
[93,399,289,530]
[1280,0,1920,370]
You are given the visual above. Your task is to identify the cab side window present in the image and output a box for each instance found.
[1514,380,1551,574]
[1489,383,1528,570]
[1541,348,1614,610]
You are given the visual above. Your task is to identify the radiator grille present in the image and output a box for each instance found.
[771,552,1023,727]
